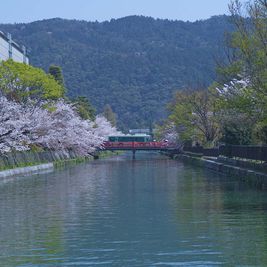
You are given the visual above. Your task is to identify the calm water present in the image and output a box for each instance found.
[1,153,267,266]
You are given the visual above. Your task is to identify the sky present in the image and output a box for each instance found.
[1,0,244,24]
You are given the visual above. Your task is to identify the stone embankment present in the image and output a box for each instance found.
[175,153,267,188]
[0,163,53,178]
[0,149,92,178]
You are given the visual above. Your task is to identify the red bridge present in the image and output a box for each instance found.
[103,141,178,150]
[102,141,180,158]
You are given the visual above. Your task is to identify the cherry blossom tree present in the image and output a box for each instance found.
[215,77,259,145]
[0,97,120,155]
[0,97,32,153]
[94,115,120,140]
[28,101,114,156]
[216,76,251,97]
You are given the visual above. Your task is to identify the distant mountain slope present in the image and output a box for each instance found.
[0,15,234,129]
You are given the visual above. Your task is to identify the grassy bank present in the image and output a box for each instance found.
[97,151,122,159]
[53,156,93,168]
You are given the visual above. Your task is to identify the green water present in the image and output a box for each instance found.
[1,153,267,266]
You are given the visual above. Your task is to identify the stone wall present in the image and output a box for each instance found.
[0,149,81,171]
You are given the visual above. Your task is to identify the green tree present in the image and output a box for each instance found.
[216,0,267,144]
[218,110,255,145]
[228,0,267,96]
[103,104,117,127]
[0,60,64,103]
[72,96,96,120]
[169,88,220,146]
[213,78,259,144]
[48,65,64,86]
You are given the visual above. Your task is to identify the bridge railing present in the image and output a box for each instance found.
[103,141,177,149]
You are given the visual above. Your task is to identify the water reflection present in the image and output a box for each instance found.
[0,153,267,266]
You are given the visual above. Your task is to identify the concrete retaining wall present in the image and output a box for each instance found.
[216,156,267,173]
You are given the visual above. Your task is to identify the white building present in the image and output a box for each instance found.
[0,31,29,64]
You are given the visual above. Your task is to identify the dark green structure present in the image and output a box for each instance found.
[108,135,151,142]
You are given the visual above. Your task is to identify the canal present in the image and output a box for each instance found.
[1,153,267,266]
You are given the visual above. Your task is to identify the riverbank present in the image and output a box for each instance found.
[0,149,122,178]
[175,153,267,188]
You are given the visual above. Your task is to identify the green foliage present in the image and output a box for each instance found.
[219,112,254,145]
[103,104,116,127]
[253,121,267,144]
[0,16,234,129]
[72,96,96,120]
[48,65,65,92]
[0,60,64,102]
[169,89,220,146]
[169,91,194,142]
[215,0,267,145]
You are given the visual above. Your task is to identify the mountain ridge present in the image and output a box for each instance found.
[0,15,234,129]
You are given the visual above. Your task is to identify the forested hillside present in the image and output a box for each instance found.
[0,15,234,129]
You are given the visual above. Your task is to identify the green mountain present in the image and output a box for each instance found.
[0,15,234,130]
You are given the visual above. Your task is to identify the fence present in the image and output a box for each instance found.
[183,145,267,161]
[219,145,267,161]
[183,146,219,157]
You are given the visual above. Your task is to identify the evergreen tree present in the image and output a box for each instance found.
[72,96,96,121]
[48,65,65,92]
[103,104,117,127]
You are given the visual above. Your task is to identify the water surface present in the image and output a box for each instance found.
[1,153,267,266]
